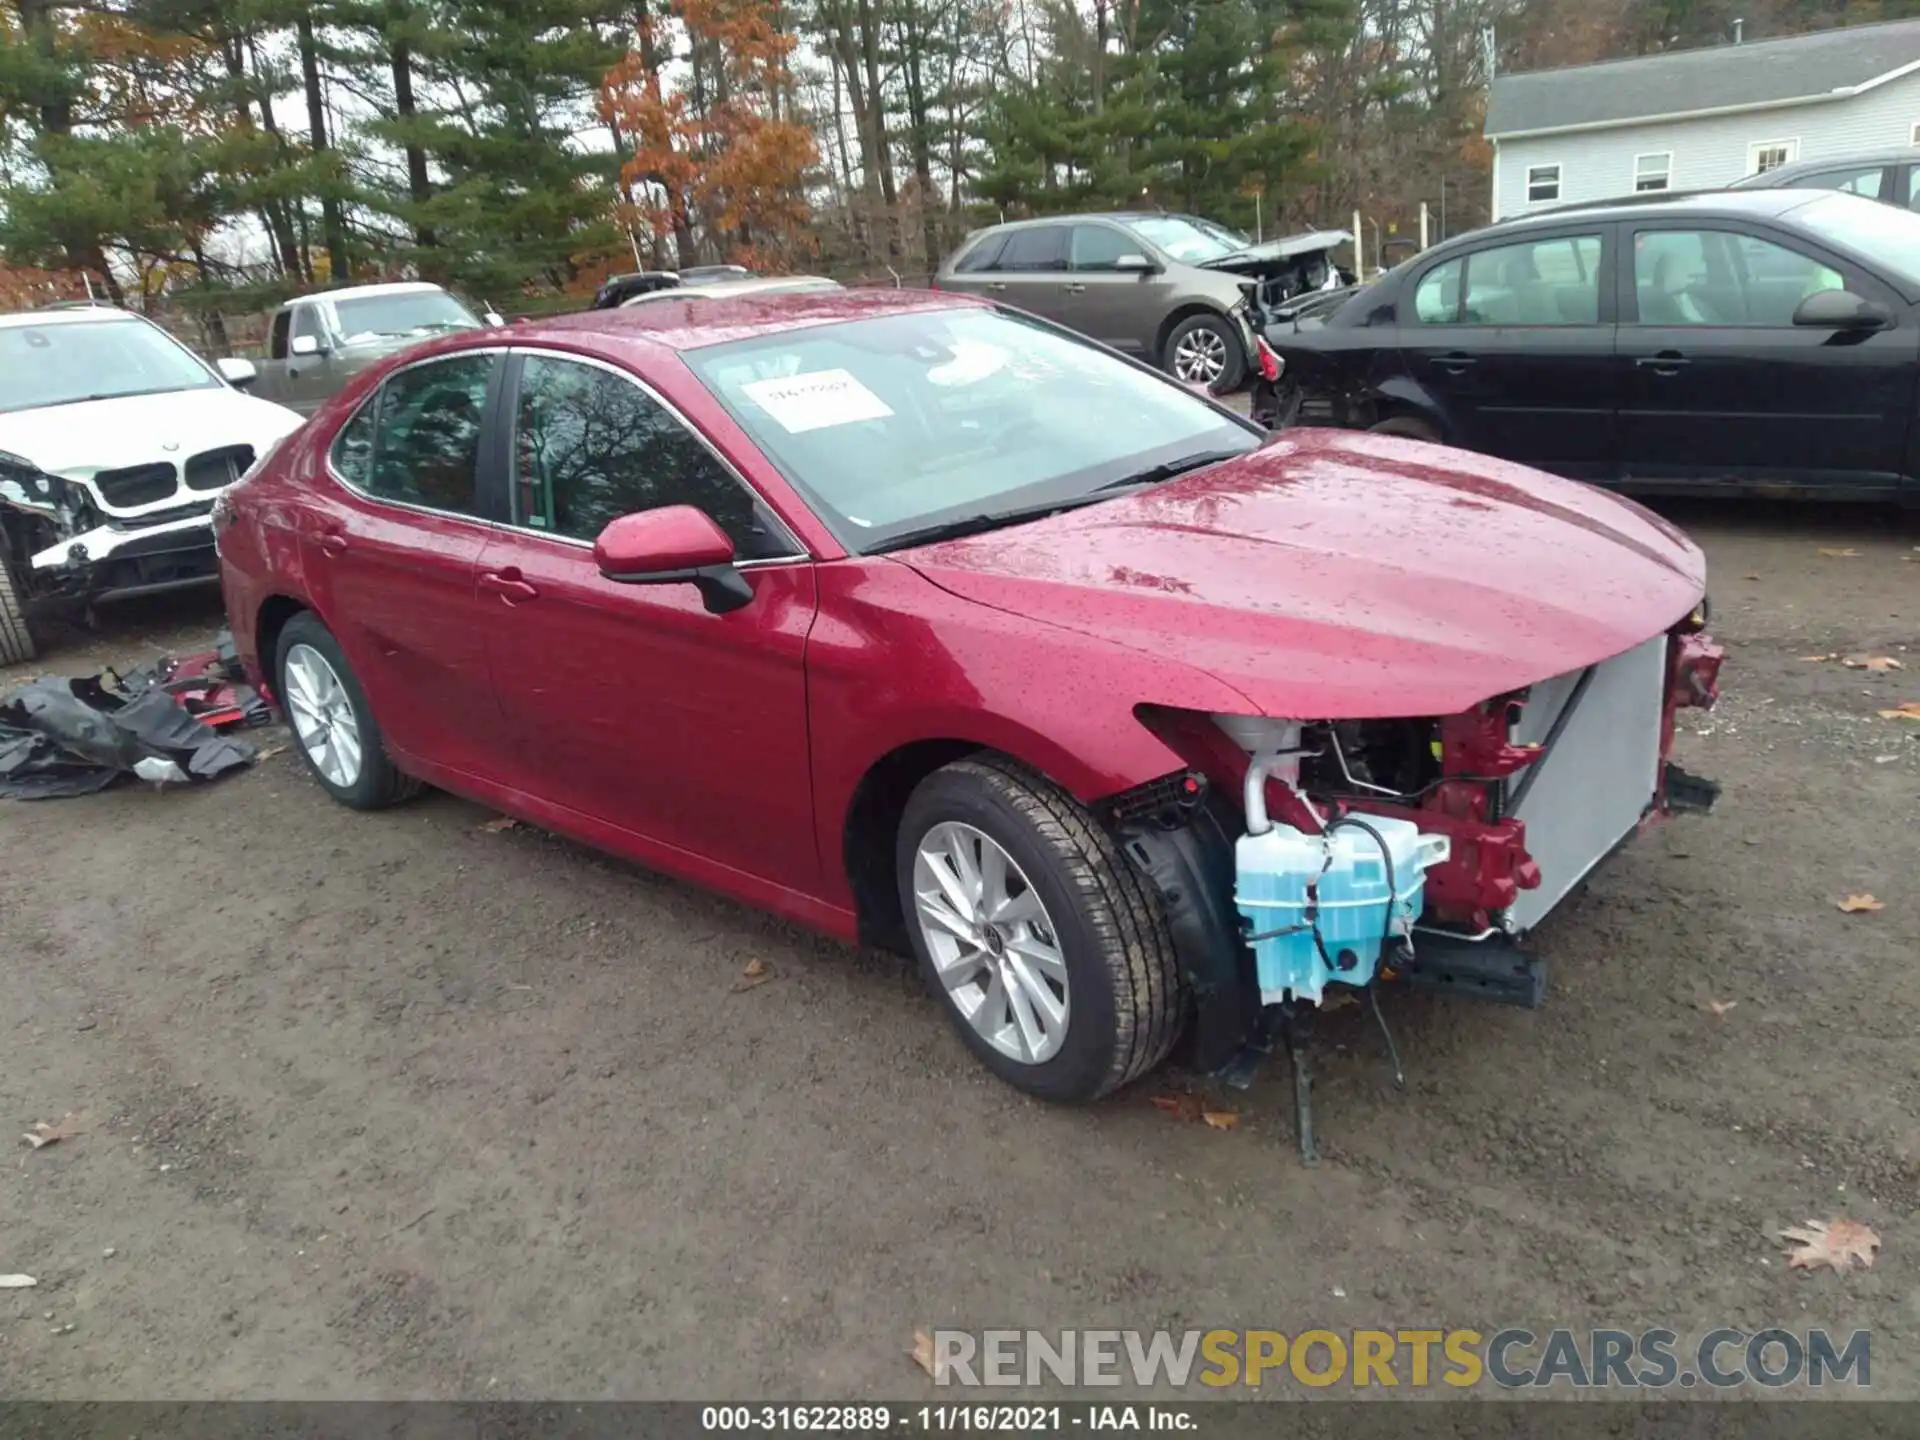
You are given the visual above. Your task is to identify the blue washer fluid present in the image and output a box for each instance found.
[1232,755,1450,1006]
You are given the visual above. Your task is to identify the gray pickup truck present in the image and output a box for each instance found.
[249,283,500,415]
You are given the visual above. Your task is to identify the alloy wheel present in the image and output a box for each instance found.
[912,821,1070,1065]
[282,642,363,789]
[1172,326,1228,385]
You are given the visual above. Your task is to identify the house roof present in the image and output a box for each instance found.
[1485,19,1920,139]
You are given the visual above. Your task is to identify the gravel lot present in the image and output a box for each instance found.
[0,498,1915,1401]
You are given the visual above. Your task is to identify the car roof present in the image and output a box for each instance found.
[0,306,151,329]
[619,276,840,306]
[973,210,1213,233]
[499,287,983,354]
[1730,147,1920,185]
[1460,186,1838,241]
[305,281,447,301]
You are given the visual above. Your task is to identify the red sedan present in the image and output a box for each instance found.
[216,290,1722,1107]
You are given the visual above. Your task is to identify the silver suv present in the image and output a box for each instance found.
[934,212,1350,392]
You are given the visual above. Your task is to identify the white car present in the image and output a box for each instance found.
[0,305,302,664]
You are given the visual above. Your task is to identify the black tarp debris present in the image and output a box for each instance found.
[0,632,262,800]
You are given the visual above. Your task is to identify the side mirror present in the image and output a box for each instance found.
[216,356,258,389]
[289,333,324,357]
[1113,253,1157,275]
[594,505,752,614]
[1792,289,1891,331]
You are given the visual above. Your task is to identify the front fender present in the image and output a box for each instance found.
[806,559,1253,910]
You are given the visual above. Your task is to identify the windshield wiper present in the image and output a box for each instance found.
[867,490,1127,555]
[1091,447,1246,492]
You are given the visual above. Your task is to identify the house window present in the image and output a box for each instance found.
[1634,153,1672,193]
[1911,120,1920,145]
[1749,139,1798,174]
[1526,164,1561,204]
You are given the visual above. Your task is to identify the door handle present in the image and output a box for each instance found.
[316,531,348,557]
[480,569,539,604]
[1635,351,1691,373]
[1062,283,1086,295]
[1435,351,1477,373]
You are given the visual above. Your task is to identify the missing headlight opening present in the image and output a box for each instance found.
[1125,627,1723,1163]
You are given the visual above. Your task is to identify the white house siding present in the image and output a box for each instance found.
[1491,68,1920,220]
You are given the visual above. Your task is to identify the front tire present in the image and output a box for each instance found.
[1164,313,1247,394]
[897,756,1183,1103]
[275,611,422,810]
[0,554,36,667]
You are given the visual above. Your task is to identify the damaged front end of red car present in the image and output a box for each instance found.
[1114,609,1722,1153]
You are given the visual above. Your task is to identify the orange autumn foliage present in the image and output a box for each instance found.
[599,0,817,269]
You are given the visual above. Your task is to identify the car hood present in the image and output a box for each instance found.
[1201,229,1351,278]
[901,430,1706,720]
[0,387,303,477]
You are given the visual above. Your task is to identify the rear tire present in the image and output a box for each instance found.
[0,554,36,667]
[1368,414,1441,443]
[1163,313,1247,395]
[275,611,422,810]
[897,755,1183,1103]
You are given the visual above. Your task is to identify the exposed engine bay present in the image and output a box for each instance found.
[1113,612,1724,1158]
[1203,229,1357,313]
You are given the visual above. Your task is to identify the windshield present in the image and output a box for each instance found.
[1122,216,1243,264]
[0,318,221,414]
[688,307,1257,552]
[1791,194,1920,289]
[333,290,480,342]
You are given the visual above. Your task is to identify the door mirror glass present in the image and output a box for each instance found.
[289,333,322,357]
[595,506,750,612]
[1113,253,1156,273]
[216,356,258,388]
[1792,288,1891,330]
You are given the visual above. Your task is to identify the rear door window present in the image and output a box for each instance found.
[1410,258,1463,323]
[952,233,1008,273]
[996,226,1069,272]
[1459,235,1603,324]
[361,354,498,515]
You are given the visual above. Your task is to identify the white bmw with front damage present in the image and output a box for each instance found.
[0,306,302,664]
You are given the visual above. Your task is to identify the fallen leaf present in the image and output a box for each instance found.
[21,1114,83,1150]
[1780,1219,1881,1275]
[1703,999,1737,1017]
[1150,1094,1190,1116]
[255,744,287,761]
[1836,894,1886,914]
[1798,654,1833,663]
[1817,548,1861,558]
[1201,1109,1240,1131]
[730,958,774,993]
[1841,655,1903,672]
[1877,703,1920,721]
[910,1329,938,1379]
[477,815,520,833]
[0,1275,36,1289]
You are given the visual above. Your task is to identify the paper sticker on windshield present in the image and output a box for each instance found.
[742,369,892,433]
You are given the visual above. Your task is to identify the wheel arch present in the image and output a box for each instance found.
[254,593,312,689]
[838,720,1153,955]
[1370,373,1452,440]
[1152,302,1235,364]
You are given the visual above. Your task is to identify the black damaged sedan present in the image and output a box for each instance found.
[1252,189,1920,502]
